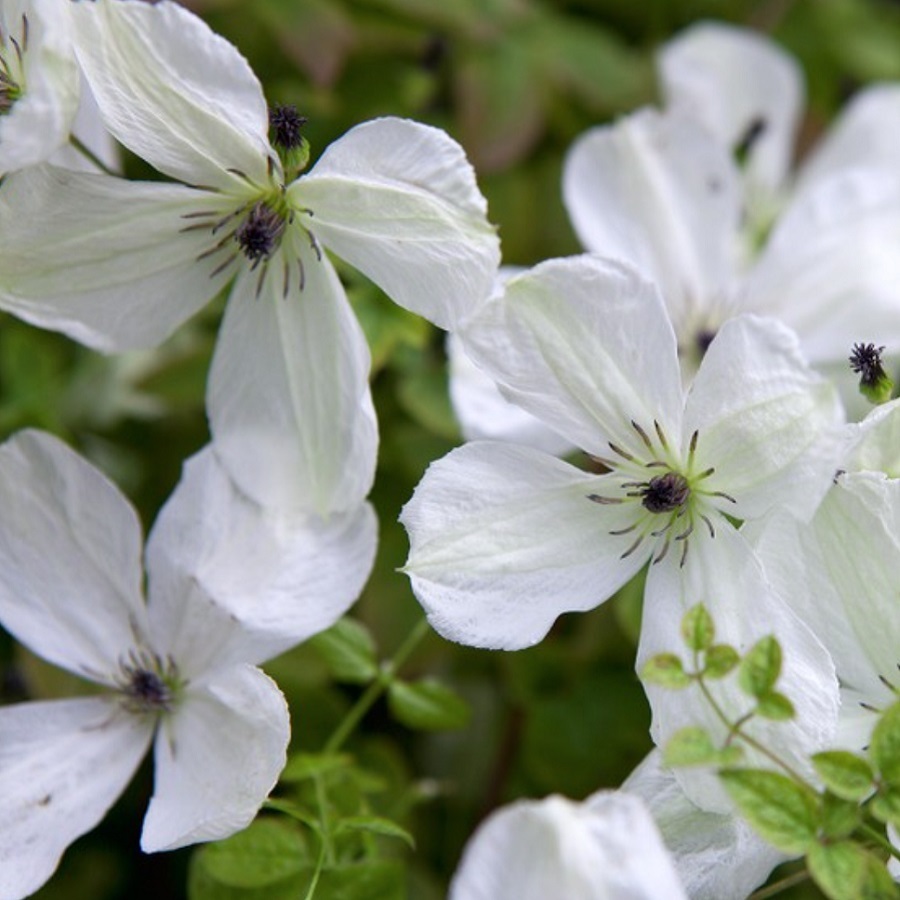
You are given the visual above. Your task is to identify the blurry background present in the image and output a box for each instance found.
[5,0,900,896]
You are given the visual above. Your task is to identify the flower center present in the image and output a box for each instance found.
[849,342,887,389]
[116,649,181,715]
[269,105,307,152]
[0,14,27,116]
[235,201,286,265]
[639,471,690,513]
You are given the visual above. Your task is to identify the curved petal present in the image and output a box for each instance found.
[0,430,148,681]
[845,398,900,476]
[447,333,575,456]
[639,525,839,814]
[293,117,500,330]
[0,165,230,351]
[0,697,153,900]
[623,750,787,900]
[450,792,686,900]
[401,441,646,649]
[744,169,900,365]
[0,0,80,175]
[658,21,803,196]
[146,446,378,673]
[70,0,272,190]
[460,255,684,460]
[562,108,741,329]
[685,315,843,522]
[50,76,121,174]
[140,664,289,852]
[207,238,377,516]
[797,84,900,198]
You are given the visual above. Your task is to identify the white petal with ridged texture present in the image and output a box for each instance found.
[0,165,231,351]
[146,447,377,672]
[140,665,289,852]
[658,22,802,196]
[685,316,843,523]
[0,0,80,175]
[450,792,686,900]
[562,109,740,326]
[623,751,787,900]
[293,117,499,330]
[70,0,272,190]
[460,255,683,461]
[0,697,153,900]
[207,237,377,516]
[0,430,148,680]
[402,441,647,649]
[639,525,839,813]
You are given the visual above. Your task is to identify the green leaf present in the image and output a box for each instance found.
[313,860,406,900]
[189,855,307,900]
[755,691,796,721]
[807,840,899,900]
[812,751,875,801]
[719,769,818,854]
[703,644,740,679]
[307,618,379,684]
[870,785,900,829]
[738,636,782,698]
[640,653,690,689]
[663,727,719,767]
[279,752,353,783]
[387,678,470,731]
[819,792,861,840]
[333,815,415,848]
[198,819,309,888]
[870,701,900,784]
[681,604,715,653]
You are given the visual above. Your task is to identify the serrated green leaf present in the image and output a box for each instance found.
[198,819,309,888]
[681,604,714,653]
[819,792,861,840]
[738,636,782,698]
[279,752,353,783]
[870,701,900,784]
[307,618,379,684]
[756,690,796,721]
[333,815,415,848]
[808,840,899,900]
[388,678,470,731]
[704,644,740,679]
[870,785,900,829]
[640,653,690,689]
[812,751,875,801]
[663,727,719,767]
[719,769,818,854]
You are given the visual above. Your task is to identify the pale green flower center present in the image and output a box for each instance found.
[0,14,27,116]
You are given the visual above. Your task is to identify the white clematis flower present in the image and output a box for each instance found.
[0,429,376,900]
[562,105,900,380]
[0,0,499,515]
[402,254,842,809]
[0,0,80,175]
[449,790,687,900]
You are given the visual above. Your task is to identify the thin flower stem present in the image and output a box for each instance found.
[313,774,334,865]
[68,134,118,177]
[302,840,327,900]
[859,822,900,862]
[747,867,810,899]
[323,616,431,755]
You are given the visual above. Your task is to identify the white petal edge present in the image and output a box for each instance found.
[0,697,153,900]
[140,664,289,852]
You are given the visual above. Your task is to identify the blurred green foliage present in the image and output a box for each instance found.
[4,0,899,897]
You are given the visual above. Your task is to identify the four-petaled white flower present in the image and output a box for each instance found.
[0,0,499,516]
[402,254,841,809]
[449,790,687,900]
[0,429,377,900]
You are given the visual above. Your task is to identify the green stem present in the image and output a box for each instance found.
[859,822,900,862]
[323,617,430,755]
[68,134,117,177]
[302,840,327,900]
[748,867,810,899]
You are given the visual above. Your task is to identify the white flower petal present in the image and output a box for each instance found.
[640,524,839,813]
[846,398,900,476]
[0,430,148,680]
[685,315,843,522]
[294,117,500,330]
[623,750,787,900]
[0,697,153,900]
[447,333,574,455]
[50,76,120,173]
[0,165,230,351]
[401,441,646,649]
[0,0,80,175]
[460,255,683,459]
[140,665,289,852]
[207,240,377,516]
[147,446,377,672]
[450,792,686,900]
[562,109,740,323]
[744,169,900,366]
[658,21,803,195]
[70,0,272,189]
